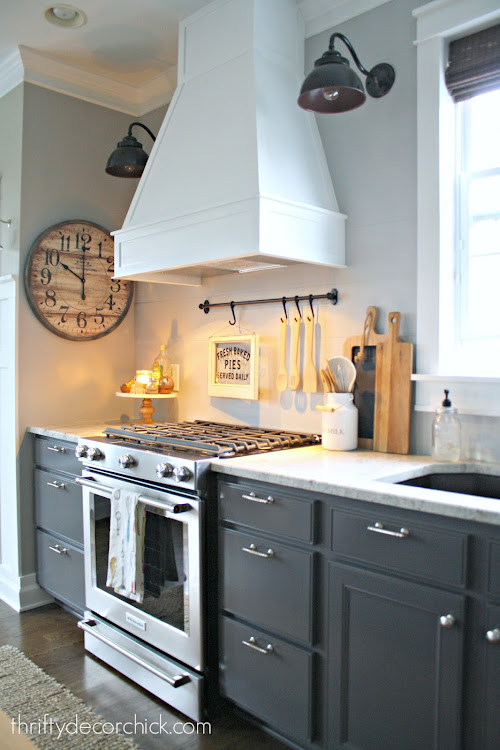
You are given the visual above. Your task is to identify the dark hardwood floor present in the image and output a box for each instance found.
[0,600,287,750]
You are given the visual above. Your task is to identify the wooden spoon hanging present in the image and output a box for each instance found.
[302,315,317,393]
[276,316,288,392]
[288,315,301,391]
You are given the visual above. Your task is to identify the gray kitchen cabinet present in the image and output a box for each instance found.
[218,478,318,748]
[34,435,85,614]
[217,473,500,750]
[328,563,464,750]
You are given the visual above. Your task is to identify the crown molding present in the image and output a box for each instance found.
[0,45,176,115]
[0,0,395,113]
[0,49,24,100]
[300,0,394,37]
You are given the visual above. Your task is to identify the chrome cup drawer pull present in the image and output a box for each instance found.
[241,492,275,505]
[49,544,68,555]
[486,628,500,644]
[47,445,66,453]
[440,614,456,629]
[367,522,410,539]
[242,636,274,655]
[242,543,274,559]
[46,481,66,489]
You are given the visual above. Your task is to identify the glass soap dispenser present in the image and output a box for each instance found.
[431,389,461,462]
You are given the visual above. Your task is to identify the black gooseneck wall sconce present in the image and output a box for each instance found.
[298,33,395,113]
[105,122,156,177]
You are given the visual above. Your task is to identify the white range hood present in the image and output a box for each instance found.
[112,0,346,286]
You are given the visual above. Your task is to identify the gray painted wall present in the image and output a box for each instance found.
[18,84,140,433]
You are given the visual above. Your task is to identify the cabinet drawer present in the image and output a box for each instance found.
[221,528,313,643]
[488,542,500,597]
[35,436,80,475]
[219,480,315,543]
[220,616,313,744]
[36,529,85,613]
[331,507,467,587]
[35,468,83,545]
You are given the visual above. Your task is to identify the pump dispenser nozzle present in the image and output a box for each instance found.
[442,389,452,407]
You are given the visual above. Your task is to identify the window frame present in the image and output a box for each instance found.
[413,0,500,415]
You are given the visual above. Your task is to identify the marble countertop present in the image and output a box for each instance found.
[28,424,500,526]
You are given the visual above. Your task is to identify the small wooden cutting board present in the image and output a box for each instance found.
[373,312,413,454]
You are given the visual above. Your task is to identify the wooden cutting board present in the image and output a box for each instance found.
[343,306,386,449]
[373,312,413,454]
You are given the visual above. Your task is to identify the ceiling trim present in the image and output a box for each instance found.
[0,0,395,113]
[0,49,24,100]
[301,0,394,37]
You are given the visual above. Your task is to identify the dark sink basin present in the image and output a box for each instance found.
[397,472,500,500]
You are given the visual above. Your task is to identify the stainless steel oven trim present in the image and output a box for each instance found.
[80,469,203,671]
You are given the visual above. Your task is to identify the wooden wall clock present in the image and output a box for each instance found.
[24,220,133,341]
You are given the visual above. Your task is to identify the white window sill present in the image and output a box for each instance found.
[412,374,500,416]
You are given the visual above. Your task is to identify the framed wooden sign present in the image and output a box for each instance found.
[208,334,259,400]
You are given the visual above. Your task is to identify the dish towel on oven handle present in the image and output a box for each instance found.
[106,489,146,603]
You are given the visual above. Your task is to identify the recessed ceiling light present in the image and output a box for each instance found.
[44,4,87,28]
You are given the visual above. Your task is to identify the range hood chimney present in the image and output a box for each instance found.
[112,0,346,286]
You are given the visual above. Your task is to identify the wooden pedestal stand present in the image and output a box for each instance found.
[115,392,177,424]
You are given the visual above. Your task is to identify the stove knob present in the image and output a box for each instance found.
[156,462,174,478]
[173,466,191,483]
[119,454,135,469]
[75,444,88,458]
[87,447,103,461]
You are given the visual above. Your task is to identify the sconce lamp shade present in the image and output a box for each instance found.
[298,33,395,114]
[105,122,156,178]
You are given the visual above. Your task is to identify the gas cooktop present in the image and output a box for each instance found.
[103,420,321,459]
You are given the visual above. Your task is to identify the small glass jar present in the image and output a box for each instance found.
[145,377,159,394]
[431,390,461,462]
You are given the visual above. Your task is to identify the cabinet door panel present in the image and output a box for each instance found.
[220,616,313,743]
[35,468,83,544]
[35,436,81,475]
[484,603,500,750]
[329,563,464,750]
[221,528,313,644]
[36,529,85,613]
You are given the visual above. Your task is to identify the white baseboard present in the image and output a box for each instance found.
[0,566,53,612]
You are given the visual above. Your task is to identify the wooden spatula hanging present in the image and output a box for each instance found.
[276,316,288,392]
[302,314,317,393]
[288,314,301,391]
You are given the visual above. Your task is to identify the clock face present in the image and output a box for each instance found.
[24,220,133,341]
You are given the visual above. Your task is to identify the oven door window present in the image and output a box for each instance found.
[94,496,189,633]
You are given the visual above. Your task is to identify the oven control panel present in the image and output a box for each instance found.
[75,440,205,493]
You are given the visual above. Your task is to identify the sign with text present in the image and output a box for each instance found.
[208,334,259,400]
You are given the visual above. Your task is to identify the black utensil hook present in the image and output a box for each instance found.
[229,301,236,326]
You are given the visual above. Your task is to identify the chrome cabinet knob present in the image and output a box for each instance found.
[75,444,88,458]
[173,466,191,483]
[119,454,135,468]
[156,462,173,478]
[486,628,500,644]
[87,447,103,461]
[440,614,456,630]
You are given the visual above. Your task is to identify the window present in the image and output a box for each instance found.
[455,88,500,366]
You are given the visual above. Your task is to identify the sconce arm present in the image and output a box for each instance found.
[328,33,371,77]
[127,122,156,143]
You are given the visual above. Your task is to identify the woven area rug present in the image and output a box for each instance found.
[0,646,140,749]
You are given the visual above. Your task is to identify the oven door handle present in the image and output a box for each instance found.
[137,495,192,514]
[75,477,192,514]
[77,619,191,688]
[76,476,113,495]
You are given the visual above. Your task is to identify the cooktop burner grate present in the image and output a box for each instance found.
[104,420,320,458]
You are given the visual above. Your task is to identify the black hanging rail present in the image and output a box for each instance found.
[199,288,338,325]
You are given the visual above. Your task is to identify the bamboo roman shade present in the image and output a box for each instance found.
[445,22,500,102]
